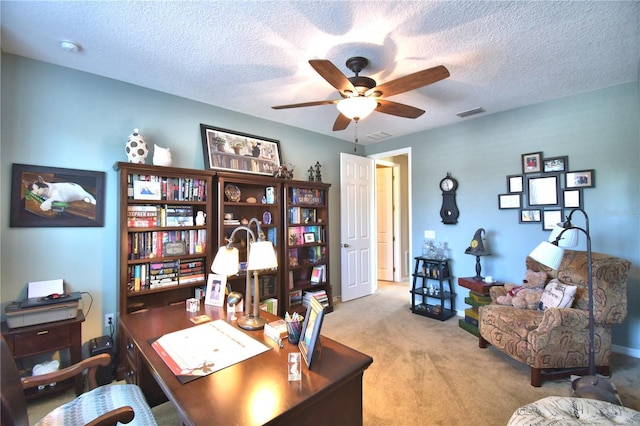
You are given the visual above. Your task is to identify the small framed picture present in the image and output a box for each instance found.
[566,170,595,188]
[527,175,559,206]
[133,179,162,200]
[299,296,325,369]
[542,209,563,231]
[303,232,316,243]
[205,274,226,307]
[563,189,582,209]
[522,152,542,174]
[498,194,521,209]
[507,175,524,193]
[543,156,568,173]
[520,209,541,223]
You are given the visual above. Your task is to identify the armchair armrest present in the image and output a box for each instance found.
[534,307,590,334]
[21,353,111,391]
[86,406,135,426]
[489,285,507,302]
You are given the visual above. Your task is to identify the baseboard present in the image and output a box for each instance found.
[612,344,640,359]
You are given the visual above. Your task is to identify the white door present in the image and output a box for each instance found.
[376,166,394,281]
[340,153,375,302]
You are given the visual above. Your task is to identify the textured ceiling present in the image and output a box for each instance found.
[1,1,638,144]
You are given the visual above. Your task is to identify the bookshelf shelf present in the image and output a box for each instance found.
[283,181,332,316]
[410,257,456,321]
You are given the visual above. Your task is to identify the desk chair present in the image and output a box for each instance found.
[1,335,157,426]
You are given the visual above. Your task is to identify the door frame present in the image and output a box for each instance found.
[369,147,412,282]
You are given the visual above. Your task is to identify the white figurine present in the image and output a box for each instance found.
[153,144,172,166]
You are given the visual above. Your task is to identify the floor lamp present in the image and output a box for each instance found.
[211,217,278,330]
[528,208,619,405]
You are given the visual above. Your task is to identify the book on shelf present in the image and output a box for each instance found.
[289,207,301,224]
[303,289,329,308]
[260,298,278,315]
[310,265,324,283]
[301,208,316,223]
[127,229,206,259]
[288,289,303,306]
[290,188,324,205]
[131,175,208,202]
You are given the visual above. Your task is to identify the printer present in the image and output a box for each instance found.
[4,279,80,329]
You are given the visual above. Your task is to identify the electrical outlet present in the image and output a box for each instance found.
[104,313,114,328]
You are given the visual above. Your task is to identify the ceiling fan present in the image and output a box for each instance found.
[272,56,450,131]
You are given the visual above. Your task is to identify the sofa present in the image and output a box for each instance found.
[478,249,630,386]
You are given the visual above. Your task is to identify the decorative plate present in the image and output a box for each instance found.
[225,184,241,202]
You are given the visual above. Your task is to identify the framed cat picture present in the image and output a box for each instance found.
[10,163,106,227]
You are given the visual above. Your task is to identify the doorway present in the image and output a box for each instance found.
[370,148,411,283]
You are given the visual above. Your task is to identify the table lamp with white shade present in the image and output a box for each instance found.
[211,217,278,330]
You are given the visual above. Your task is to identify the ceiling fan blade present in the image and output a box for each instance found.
[333,113,351,131]
[376,99,425,118]
[272,99,338,110]
[309,59,357,95]
[367,65,450,98]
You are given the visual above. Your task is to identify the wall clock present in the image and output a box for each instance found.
[439,173,459,225]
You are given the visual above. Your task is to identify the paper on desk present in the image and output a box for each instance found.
[28,279,64,298]
[151,319,270,384]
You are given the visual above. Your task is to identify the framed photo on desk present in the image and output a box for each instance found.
[299,296,325,369]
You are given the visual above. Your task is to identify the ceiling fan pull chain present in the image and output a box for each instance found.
[354,119,359,151]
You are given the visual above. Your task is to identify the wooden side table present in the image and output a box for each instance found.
[457,277,503,336]
[1,311,85,399]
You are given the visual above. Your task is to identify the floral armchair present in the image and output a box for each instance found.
[478,249,630,387]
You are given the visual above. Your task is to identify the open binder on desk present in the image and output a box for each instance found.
[150,319,270,384]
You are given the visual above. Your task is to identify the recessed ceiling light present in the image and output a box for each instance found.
[60,40,82,52]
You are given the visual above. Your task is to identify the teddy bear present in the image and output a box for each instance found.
[495,269,548,310]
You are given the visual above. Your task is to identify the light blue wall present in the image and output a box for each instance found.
[2,53,639,355]
[366,83,640,355]
[0,54,359,345]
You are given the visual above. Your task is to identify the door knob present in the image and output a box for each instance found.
[341,243,350,248]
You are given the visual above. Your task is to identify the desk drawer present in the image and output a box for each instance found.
[13,327,70,356]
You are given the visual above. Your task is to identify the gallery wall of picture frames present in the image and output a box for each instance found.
[498,152,595,230]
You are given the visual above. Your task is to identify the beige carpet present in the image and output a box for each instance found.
[322,281,640,425]
[26,281,639,425]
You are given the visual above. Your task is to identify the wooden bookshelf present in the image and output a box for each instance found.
[115,162,215,314]
[282,180,333,315]
[215,172,282,315]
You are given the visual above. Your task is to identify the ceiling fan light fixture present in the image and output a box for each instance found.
[337,96,377,120]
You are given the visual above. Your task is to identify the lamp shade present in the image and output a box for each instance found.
[529,241,565,270]
[247,240,278,271]
[336,96,377,120]
[211,246,240,276]
[548,224,579,247]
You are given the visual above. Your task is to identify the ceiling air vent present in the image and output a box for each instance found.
[367,131,392,141]
[456,107,486,118]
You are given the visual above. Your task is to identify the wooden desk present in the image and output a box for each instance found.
[1,311,85,399]
[119,304,373,426]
